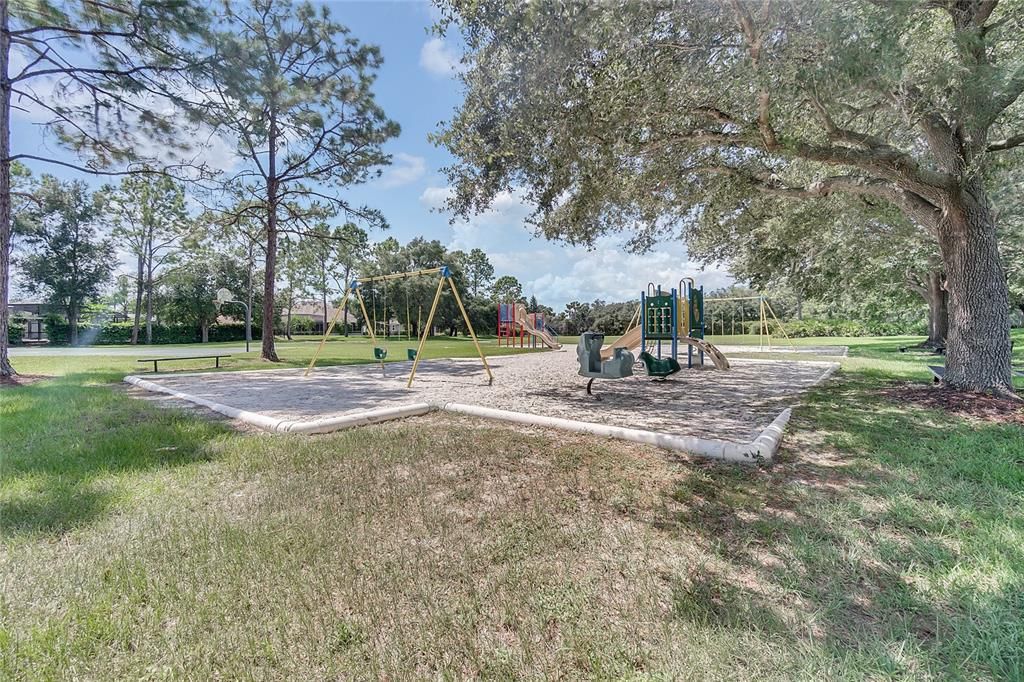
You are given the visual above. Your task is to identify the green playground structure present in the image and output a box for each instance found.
[577,278,730,394]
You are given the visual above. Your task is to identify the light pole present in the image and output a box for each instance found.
[215,288,250,353]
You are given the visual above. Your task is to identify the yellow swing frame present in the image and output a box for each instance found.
[304,266,493,388]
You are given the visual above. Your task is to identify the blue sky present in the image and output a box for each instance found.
[10,0,731,309]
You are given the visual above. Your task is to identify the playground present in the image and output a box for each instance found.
[127,351,836,451]
[124,274,836,462]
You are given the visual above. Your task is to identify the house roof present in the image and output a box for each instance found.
[284,301,358,323]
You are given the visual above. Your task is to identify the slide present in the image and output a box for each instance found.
[600,326,642,360]
[599,328,730,370]
[680,336,730,370]
[514,304,562,349]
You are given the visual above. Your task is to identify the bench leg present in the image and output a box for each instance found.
[152,361,158,373]
[216,357,220,368]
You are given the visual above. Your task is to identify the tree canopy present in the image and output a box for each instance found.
[435,0,1024,394]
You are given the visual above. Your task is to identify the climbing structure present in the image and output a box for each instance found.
[497,302,560,349]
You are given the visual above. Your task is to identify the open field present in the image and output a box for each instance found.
[2,333,1023,678]
[7,335,543,383]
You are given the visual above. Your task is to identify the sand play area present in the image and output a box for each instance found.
[126,349,837,462]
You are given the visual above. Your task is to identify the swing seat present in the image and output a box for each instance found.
[373,347,388,361]
[407,348,417,361]
[638,351,680,379]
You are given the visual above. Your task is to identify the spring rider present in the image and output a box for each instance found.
[577,331,634,396]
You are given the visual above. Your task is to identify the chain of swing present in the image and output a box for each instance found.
[368,277,422,341]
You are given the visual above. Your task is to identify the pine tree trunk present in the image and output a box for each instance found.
[261,116,280,361]
[925,270,948,347]
[131,254,144,344]
[245,241,254,348]
[201,321,209,343]
[0,4,15,377]
[68,308,79,346]
[936,187,1015,395]
[342,264,351,336]
[144,260,154,344]
[261,207,278,360]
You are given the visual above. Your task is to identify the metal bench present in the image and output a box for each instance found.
[137,354,232,373]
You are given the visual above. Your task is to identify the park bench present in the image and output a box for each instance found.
[137,354,231,373]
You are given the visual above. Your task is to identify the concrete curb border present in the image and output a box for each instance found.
[439,402,789,464]
[124,375,795,463]
[124,375,432,434]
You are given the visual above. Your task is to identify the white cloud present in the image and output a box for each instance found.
[423,184,734,309]
[419,38,466,77]
[377,153,427,189]
[419,185,453,210]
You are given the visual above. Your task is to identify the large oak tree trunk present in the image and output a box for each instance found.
[0,3,14,377]
[936,187,1014,395]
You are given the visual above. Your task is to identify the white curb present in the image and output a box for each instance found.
[437,402,788,464]
[125,375,431,434]
[125,377,795,464]
[276,403,433,434]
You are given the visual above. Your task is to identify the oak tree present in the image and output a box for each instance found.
[436,0,1024,395]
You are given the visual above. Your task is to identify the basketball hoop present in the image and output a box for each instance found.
[215,288,234,306]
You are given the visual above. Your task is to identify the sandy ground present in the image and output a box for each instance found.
[131,350,836,443]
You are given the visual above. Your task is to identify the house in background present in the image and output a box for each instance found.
[281,301,360,335]
[8,301,59,343]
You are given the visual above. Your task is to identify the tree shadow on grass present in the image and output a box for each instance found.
[1,377,231,538]
[645,374,1024,677]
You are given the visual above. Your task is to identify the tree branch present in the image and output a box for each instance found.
[987,132,1024,152]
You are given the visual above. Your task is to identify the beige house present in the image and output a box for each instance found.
[282,302,359,334]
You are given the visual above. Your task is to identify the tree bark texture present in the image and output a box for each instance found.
[261,116,279,361]
[926,270,948,347]
[0,0,14,376]
[935,185,1014,394]
[131,254,144,344]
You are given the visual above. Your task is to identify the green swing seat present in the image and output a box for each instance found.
[373,347,388,361]
[638,351,681,379]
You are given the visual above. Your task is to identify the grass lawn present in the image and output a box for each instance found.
[1,333,1022,678]
[9,334,543,383]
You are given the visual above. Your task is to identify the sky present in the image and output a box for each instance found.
[10,0,732,310]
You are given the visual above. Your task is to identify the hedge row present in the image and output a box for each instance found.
[777,318,925,338]
[43,319,261,346]
[703,318,925,338]
[6,321,24,345]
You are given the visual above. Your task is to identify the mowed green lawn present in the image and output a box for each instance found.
[9,334,543,383]
[1,333,1022,678]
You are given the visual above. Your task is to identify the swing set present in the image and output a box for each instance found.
[304,265,493,388]
[703,295,795,351]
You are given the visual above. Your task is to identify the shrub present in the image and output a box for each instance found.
[7,319,25,345]
[707,317,925,338]
[778,318,924,338]
[42,317,260,345]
